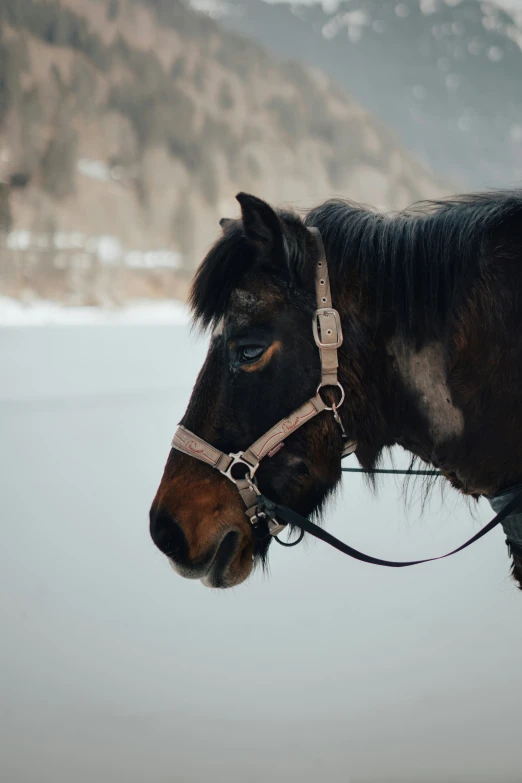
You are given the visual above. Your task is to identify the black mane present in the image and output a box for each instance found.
[191,190,522,337]
[306,189,522,336]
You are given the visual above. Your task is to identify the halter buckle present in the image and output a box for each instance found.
[317,381,346,411]
[332,402,347,438]
[250,495,284,536]
[221,452,259,484]
[313,308,343,349]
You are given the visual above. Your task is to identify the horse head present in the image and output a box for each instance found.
[149,193,381,587]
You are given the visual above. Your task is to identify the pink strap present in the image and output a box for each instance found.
[172,427,232,473]
[243,394,327,465]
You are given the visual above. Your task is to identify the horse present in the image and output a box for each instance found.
[149,189,522,590]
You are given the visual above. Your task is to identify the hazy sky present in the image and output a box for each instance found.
[494,0,522,10]
[275,0,522,12]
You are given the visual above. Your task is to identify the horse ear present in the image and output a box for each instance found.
[219,218,233,231]
[236,192,283,254]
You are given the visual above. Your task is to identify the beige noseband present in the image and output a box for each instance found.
[171,228,357,536]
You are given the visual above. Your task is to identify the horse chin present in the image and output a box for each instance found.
[200,560,253,589]
[166,516,254,587]
[166,524,254,589]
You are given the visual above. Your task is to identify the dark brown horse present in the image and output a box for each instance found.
[150,190,522,590]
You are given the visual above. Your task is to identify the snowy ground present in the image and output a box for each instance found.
[0,296,190,327]
[1,325,521,783]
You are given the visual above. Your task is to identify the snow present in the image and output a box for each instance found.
[0,297,190,327]
[5,230,182,269]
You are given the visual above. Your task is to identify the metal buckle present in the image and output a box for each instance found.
[252,495,280,533]
[332,402,347,438]
[249,511,286,537]
[312,308,343,349]
[221,452,259,484]
[317,381,346,411]
[249,494,286,536]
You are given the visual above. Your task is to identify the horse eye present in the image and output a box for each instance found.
[238,346,265,363]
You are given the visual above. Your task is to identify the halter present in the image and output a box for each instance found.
[171,228,356,538]
[170,229,522,566]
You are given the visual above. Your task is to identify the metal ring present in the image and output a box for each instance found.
[317,381,345,411]
[222,453,258,484]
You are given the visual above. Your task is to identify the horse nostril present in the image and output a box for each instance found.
[149,507,188,560]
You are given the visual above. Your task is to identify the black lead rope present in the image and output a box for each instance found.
[258,491,522,567]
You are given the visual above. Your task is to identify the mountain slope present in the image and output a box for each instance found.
[0,0,446,303]
[205,0,522,188]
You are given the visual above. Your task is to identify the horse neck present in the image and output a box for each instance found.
[329,274,397,470]
[332,266,458,473]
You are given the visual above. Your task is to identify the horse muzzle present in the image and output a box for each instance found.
[149,503,255,588]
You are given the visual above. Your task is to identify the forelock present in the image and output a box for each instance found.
[189,223,255,332]
[188,207,311,332]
